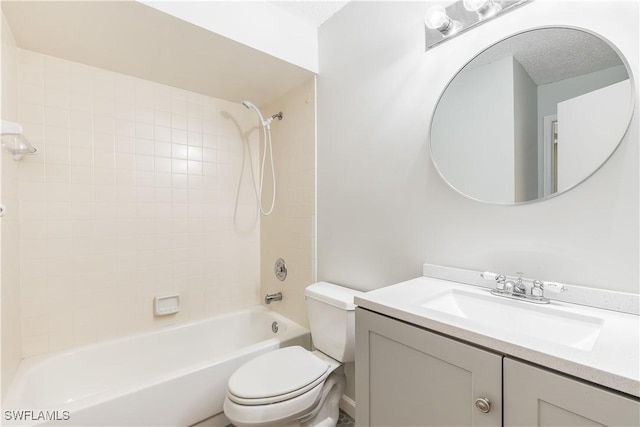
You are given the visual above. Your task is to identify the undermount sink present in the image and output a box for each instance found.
[421,289,604,351]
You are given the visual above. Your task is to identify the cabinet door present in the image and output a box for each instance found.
[355,308,502,427]
[504,357,640,427]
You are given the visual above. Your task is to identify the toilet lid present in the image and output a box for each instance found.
[227,346,329,403]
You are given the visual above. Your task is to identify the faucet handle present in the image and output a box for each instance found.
[544,282,568,293]
[531,280,544,297]
[481,271,498,280]
[481,272,507,282]
[482,272,506,291]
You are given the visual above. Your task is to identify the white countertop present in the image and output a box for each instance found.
[355,276,640,398]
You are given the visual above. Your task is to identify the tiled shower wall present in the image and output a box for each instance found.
[261,79,316,329]
[1,12,22,395]
[15,49,261,357]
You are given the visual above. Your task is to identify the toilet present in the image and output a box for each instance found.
[223,282,362,427]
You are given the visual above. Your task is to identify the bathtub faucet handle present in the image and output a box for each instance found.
[265,292,283,304]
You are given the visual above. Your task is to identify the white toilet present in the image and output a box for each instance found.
[223,282,362,427]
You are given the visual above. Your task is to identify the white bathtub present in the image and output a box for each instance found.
[3,306,310,427]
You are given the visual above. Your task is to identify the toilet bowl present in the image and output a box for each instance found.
[223,282,362,427]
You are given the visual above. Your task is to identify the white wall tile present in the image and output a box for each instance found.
[71,147,93,167]
[44,126,70,147]
[16,50,260,356]
[154,96,171,113]
[188,131,202,147]
[154,125,171,143]
[70,129,93,148]
[172,143,188,160]
[20,83,45,106]
[172,128,187,145]
[135,123,154,139]
[69,65,93,95]
[92,133,115,151]
[18,63,44,87]
[19,103,44,124]
[116,119,135,137]
[45,88,69,109]
[93,116,114,134]
[70,110,92,131]
[115,102,135,120]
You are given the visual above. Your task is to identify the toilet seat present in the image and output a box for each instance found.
[224,381,325,426]
[227,346,330,406]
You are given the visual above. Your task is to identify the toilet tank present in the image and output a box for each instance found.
[304,282,363,363]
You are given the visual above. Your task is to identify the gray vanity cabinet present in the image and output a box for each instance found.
[504,358,640,427]
[355,308,503,426]
[356,308,640,427]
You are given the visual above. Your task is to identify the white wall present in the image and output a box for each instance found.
[317,0,639,293]
[140,1,319,73]
[513,57,538,202]
[558,79,632,192]
[536,64,628,192]
[431,56,515,203]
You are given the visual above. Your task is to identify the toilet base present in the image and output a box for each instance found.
[225,367,346,427]
[300,367,346,427]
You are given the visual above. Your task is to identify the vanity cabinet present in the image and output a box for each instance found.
[504,358,640,427]
[356,308,640,427]
[355,308,503,426]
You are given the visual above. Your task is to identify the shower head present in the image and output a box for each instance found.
[242,100,267,128]
[242,100,284,131]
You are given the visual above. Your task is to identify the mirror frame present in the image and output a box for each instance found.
[428,25,636,205]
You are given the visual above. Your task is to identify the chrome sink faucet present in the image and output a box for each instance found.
[481,271,567,304]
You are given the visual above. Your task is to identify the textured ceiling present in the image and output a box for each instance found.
[269,1,350,27]
[466,28,625,85]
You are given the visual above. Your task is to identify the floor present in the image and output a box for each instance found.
[337,409,356,427]
[227,410,355,427]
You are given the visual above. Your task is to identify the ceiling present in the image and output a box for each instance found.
[466,27,625,85]
[2,1,333,106]
[269,1,349,27]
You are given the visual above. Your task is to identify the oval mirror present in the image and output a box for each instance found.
[430,27,634,204]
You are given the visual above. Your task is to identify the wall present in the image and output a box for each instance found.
[537,64,629,193]
[513,57,538,202]
[260,78,316,329]
[317,0,639,293]
[558,79,632,191]
[431,55,515,203]
[1,11,22,397]
[537,65,628,128]
[14,49,261,357]
[141,1,319,73]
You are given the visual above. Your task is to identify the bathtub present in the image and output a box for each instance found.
[2,306,310,427]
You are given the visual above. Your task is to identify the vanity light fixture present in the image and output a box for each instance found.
[425,0,532,50]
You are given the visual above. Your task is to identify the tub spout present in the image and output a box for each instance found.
[265,292,283,304]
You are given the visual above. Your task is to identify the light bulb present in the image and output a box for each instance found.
[425,5,461,36]
[463,0,502,18]
[425,5,450,30]
[463,0,489,12]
